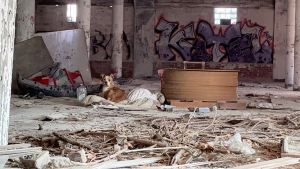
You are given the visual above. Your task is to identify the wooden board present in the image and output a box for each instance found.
[218,102,247,110]
[162,69,238,101]
[162,86,237,101]
[163,69,238,87]
[229,157,300,169]
[170,100,246,110]
[170,100,217,108]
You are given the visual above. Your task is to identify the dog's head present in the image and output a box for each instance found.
[100,74,114,87]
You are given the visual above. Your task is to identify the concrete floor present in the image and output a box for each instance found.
[8,79,300,140]
[7,79,300,168]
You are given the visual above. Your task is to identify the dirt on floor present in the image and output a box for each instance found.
[5,79,300,168]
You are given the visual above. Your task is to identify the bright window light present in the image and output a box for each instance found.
[67,4,77,22]
[214,8,237,25]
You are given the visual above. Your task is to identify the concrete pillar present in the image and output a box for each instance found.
[111,0,124,78]
[273,0,288,81]
[286,0,296,89]
[0,0,17,146]
[15,0,35,43]
[77,0,91,59]
[133,0,155,78]
[294,0,300,90]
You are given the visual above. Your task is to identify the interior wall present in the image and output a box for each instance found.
[35,4,134,61]
[90,5,134,61]
[35,5,77,32]
[35,0,277,79]
[154,5,274,63]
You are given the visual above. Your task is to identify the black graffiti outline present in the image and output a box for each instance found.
[155,17,273,63]
[91,30,131,60]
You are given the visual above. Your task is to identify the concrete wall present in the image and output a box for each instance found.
[154,2,274,63]
[149,0,276,80]
[35,0,278,79]
[0,0,17,146]
[35,5,134,61]
[90,5,134,61]
[35,5,77,32]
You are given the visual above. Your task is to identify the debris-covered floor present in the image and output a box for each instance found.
[6,79,300,168]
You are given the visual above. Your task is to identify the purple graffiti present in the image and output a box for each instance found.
[155,17,273,63]
[227,34,254,63]
[196,21,242,62]
[155,18,195,61]
[191,39,212,62]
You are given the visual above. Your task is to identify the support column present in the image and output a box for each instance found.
[133,0,155,78]
[15,0,35,43]
[111,0,124,78]
[286,0,296,89]
[77,0,91,59]
[0,0,17,145]
[294,0,300,90]
[273,0,288,81]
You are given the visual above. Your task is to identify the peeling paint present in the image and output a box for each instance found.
[0,0,17,146]
[77,0,91,59]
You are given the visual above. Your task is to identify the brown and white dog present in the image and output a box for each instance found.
[100,74,126,103]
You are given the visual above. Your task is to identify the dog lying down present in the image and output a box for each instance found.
[100,74,126,103]
[82,74,165,109]
[100,74,165,105]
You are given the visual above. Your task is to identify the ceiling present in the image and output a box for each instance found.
[36,0,133,6]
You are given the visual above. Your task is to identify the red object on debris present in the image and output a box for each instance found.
[63,69,85,87]
[31,76,57,86]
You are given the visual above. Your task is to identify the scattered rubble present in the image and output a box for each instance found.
[5,80,300,168]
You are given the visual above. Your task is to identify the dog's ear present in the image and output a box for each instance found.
[110,74,114,79]
[101,74,105,79]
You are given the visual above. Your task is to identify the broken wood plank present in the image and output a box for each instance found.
[90,157,166,169]
[0,147,42,158]
[85,131,168,147]
[127,137,168,147]
[171,100,246,110]
[0,143,31,151]
[217,102,247,110]
[229,157,300,169]
[170,100,217,108]
[53,132,93,150]
[125,147,187,153]
[142,161,225,168]
[94,148,128,163]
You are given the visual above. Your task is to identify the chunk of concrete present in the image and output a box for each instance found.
[50,156,73,168]
[68,149,87,163]
[0,156,9,169]
[282,136,300,158]
[20,151,50,169]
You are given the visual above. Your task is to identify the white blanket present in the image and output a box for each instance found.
[81,88,165,110]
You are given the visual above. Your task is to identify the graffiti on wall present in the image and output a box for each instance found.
[155,17,274,63]
[91,30,131,60]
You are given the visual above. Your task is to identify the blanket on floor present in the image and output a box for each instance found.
[81,88,165,110]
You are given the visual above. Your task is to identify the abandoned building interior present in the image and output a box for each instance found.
[3,0,300,168]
